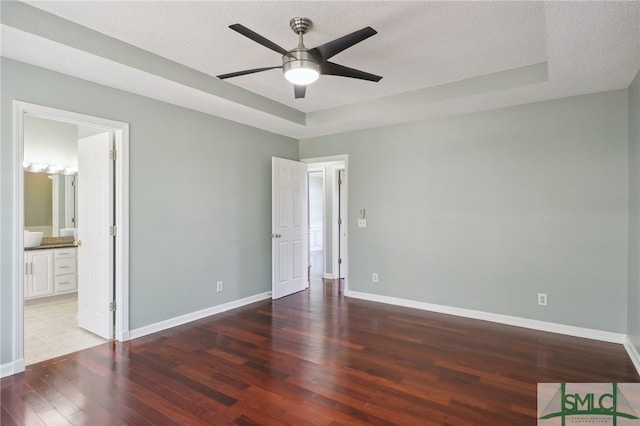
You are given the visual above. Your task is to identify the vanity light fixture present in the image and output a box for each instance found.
[23,161,77,175]
[47,165,66,173]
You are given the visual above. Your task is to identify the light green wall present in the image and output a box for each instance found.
[301,90,629,333]
[629,67,640,350]
[1,58,298,364]
[2,58,636,367]
[309,173,323,227]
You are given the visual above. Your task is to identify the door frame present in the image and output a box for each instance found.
[301,155,348,292]
[12,101,130,373]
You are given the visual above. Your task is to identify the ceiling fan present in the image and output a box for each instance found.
[217,17,382,99]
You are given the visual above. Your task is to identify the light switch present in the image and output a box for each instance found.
[359,209,367,228]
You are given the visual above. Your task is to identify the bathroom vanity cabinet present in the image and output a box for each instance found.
[24,249,53,299]
[25,247,77,299]
[54,248,77,294]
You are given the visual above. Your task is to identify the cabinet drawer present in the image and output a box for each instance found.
[55,274,77,293]
[55,258,76,275]
[54,248,76,259]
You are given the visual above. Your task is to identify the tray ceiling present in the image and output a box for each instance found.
[2,1,639,139]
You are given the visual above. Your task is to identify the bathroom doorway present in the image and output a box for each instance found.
[23,116,110,364]
[13,101,130,371]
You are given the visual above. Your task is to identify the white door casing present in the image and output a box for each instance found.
[10,101,129,378]
[338,169,347,279]
[77,132,114,339]
[272,157,308,299]
[301,155,349,291]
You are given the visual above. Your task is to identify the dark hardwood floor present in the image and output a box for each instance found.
[2,279,638,425]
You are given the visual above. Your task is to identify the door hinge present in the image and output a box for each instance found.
[109,149,117,160]
[338,218,342,225]
[338,258,342,265]
[109,301,116,312]
[109,225,117,236]
[338,178,342,187]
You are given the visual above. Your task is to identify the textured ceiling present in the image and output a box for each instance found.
[1,1,639,139]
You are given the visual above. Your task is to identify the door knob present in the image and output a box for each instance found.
[271,233,282,238]
[74,240,82,247]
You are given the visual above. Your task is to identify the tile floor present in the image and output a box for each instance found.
[24,293,108,365]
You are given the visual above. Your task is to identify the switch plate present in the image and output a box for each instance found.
[358,218,367,228]
[217,281,224,292]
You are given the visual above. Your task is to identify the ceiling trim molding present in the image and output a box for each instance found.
[307,62,549,126]
[1,1,305,126]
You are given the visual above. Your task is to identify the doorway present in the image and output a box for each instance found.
[308,170,324,285]
[303,156,348,292]
[12,101,130,373]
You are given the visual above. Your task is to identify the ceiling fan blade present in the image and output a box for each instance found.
[320,61,382,82]
[217,66,282,80]
[308,27,377,61]
[294,85,306,99]
[229,24,293,57]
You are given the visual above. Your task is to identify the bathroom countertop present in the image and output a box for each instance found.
[25,244,76,251]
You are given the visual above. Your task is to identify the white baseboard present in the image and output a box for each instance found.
[624,336,640,376]
[346,290,626,344]
[7,290,636,378]
[323,273,337,279]
[1,358,25,379]
[129,292,271,340]
[116,329,130,342]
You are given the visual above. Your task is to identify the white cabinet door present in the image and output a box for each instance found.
[25,250,54,299]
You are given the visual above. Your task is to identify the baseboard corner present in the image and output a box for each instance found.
[1,358,25,378]
[624,336,640,376]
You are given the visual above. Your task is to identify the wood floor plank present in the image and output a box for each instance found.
[2,279,638,424]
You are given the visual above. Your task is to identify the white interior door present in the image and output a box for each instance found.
[77,132,113,339]
[272,157,308,299]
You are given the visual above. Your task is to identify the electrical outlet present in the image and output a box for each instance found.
[538,293,547,306]
[217,281,224,292]
[372,273,379,283]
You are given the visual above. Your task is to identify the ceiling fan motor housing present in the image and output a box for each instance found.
[282,18,320,85]
[282,49,320,75]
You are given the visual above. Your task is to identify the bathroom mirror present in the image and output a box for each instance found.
[24,172,77,237]
[24,114,81,238]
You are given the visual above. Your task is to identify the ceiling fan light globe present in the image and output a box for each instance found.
[284,67,319,85]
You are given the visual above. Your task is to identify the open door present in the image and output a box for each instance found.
[77,132,114,339]
[272,157,308,299]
